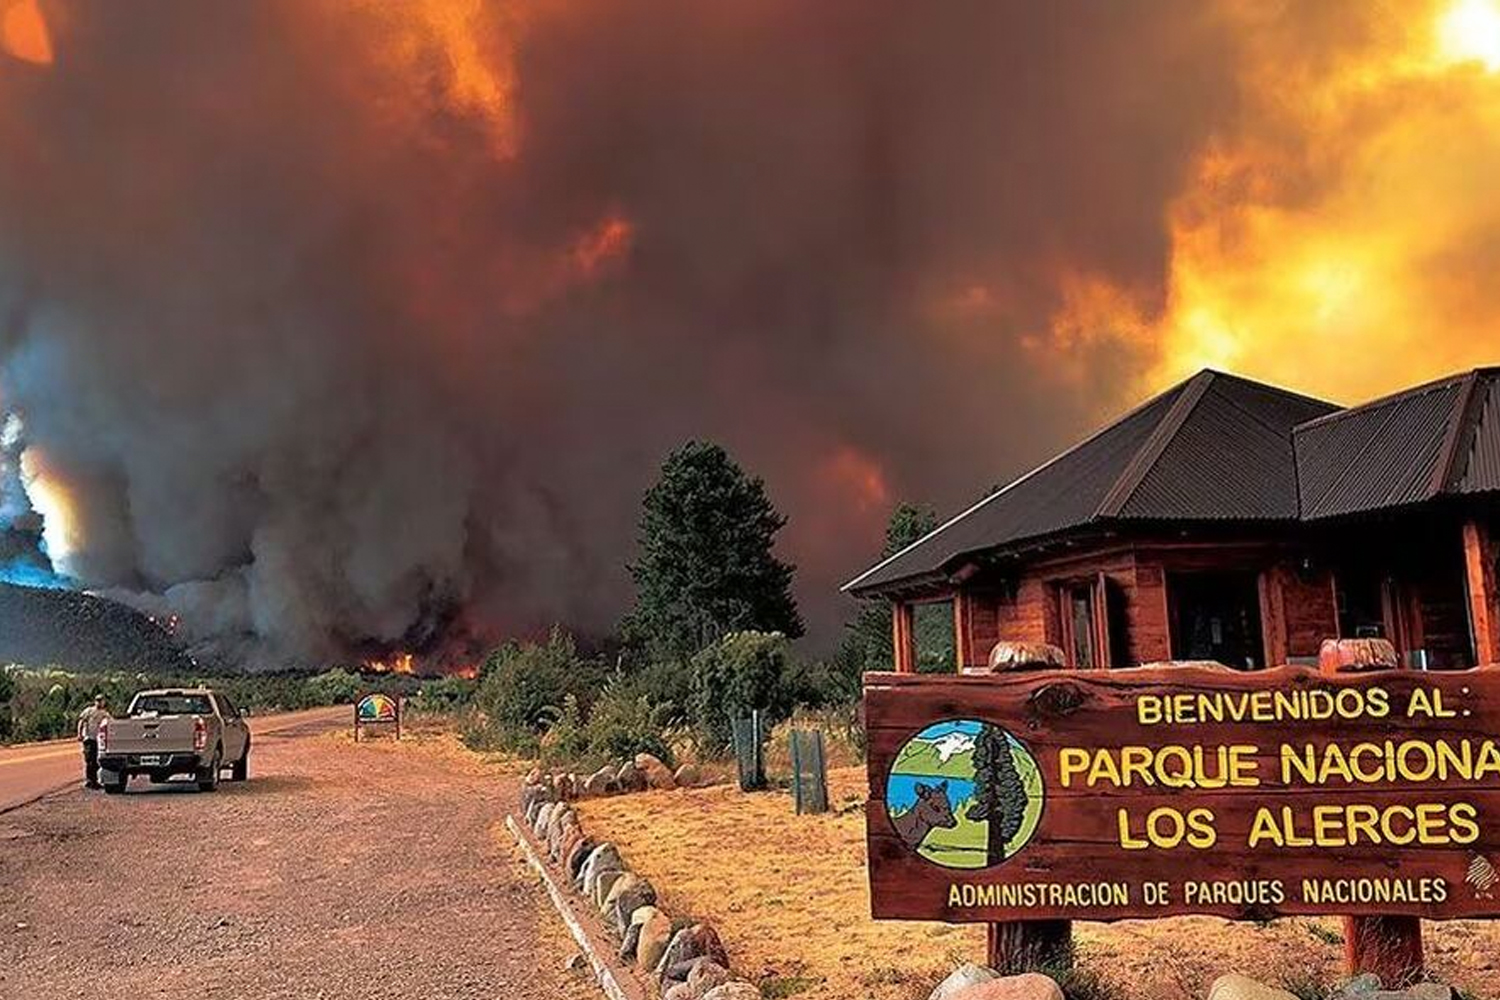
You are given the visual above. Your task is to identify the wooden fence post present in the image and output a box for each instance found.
[975,640,1073,974]
[1319,637,1424,986]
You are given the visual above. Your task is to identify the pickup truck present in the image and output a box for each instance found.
[97,688,251,794]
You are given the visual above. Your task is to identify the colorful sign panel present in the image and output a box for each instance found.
[354,692,400,740]
[865,666,1500,922]
[357,693,398,722]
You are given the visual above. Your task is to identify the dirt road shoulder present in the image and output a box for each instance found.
[0,726,599,1000]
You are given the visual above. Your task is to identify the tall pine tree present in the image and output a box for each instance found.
[626,441,802,662]
[969,724,1027,864]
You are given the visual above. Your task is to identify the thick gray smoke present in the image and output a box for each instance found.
[0,1,1239,667]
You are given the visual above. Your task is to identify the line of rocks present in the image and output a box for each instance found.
[526,752,710,800]
[523,769,759,1000]
[1210,973,1454,1000]
[930,964,1458,1000]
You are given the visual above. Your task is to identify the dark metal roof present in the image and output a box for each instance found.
[1295,368,1500,519]
[1457,372,1500,495]
[844,370,1337,595]
[1117,374,1333,521]
[846,366,1500,596]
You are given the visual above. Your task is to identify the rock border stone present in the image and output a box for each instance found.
[515,770,761,1000]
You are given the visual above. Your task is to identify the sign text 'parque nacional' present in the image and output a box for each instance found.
[865,666,1500,923]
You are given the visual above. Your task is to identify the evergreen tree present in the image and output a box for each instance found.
[846,502,948,673]
[626,441,802,662]
[969,724,1028,864]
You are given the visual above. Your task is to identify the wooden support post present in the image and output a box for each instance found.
[1320,637,1424,984]
[892,601,916,674]
[1464,519,1499,666]
[953,592,973,672]
[987,920,1073,976]
[1258,565,1288,667]
[1342,915,1424,988]
[980,639,1074,975]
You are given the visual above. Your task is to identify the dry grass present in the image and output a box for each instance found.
[577,765,979,999]
[574,764,1500,1000]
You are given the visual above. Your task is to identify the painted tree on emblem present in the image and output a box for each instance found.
[969,723,1026,864]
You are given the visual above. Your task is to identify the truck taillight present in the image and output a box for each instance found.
[193,716,207,752]
[97,718,109,753]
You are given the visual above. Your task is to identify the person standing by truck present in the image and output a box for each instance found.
[77,695,111,790]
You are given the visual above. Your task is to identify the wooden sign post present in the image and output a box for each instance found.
[865,664,1500,985]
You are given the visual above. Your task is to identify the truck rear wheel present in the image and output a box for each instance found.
[102,772,128,795]
[196,748,221,792]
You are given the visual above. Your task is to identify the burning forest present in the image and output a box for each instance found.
[2,1,1500,670]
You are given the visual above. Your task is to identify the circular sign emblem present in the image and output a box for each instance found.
[885,719,1044,870]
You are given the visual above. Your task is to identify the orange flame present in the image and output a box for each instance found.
[1,0,52,66]
[364,651,416,675]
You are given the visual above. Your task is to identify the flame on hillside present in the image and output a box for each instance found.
[364,652,415,676]
[363,650,478,679]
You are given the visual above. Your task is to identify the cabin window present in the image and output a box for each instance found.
[1167,570,1265,670]
[1336,571,1388,640]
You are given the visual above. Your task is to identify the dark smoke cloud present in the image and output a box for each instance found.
[0,1,1239,665]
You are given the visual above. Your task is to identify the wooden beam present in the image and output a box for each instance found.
[1321,638,1424,983]
[1464,519,1500,666]
[1092,572,1112,669]
[983,652,1074,974]
[987,921,1072,976]
[1344,916,1424,988]
[952,591,973,672]
[1258,566,1288,668]
[892,601,916,674]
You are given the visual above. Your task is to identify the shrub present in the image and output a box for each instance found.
[584,677,676,768]
[303,668,362,706]
[473,628,603,751]
[0,668,13,742]
[690,630,792,752]
[413,675,475,711]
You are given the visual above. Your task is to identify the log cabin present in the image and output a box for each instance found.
[844,367,1500,673]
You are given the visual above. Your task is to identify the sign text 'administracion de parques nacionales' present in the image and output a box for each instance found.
[865,666,1500,922]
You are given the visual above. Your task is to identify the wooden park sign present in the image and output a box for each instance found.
[866,665,1500,924]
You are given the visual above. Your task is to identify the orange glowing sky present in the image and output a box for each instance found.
[1,0,51,66]
[1041,0,1500,406]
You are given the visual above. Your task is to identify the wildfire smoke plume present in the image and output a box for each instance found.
[1,1,1499,667]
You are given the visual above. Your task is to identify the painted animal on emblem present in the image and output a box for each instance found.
[892,780,957,849]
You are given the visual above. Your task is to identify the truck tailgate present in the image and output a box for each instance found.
[105,717,198,755]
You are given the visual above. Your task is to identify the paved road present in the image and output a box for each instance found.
[0,705,349,813]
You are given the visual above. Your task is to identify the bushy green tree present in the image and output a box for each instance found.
[626,442,802,663]
[690,630,791,751]
[474,628,602,749]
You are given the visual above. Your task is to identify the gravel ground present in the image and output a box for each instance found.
[0,724,599,1000]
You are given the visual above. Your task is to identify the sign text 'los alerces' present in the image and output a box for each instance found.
[865,667,1500,922]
